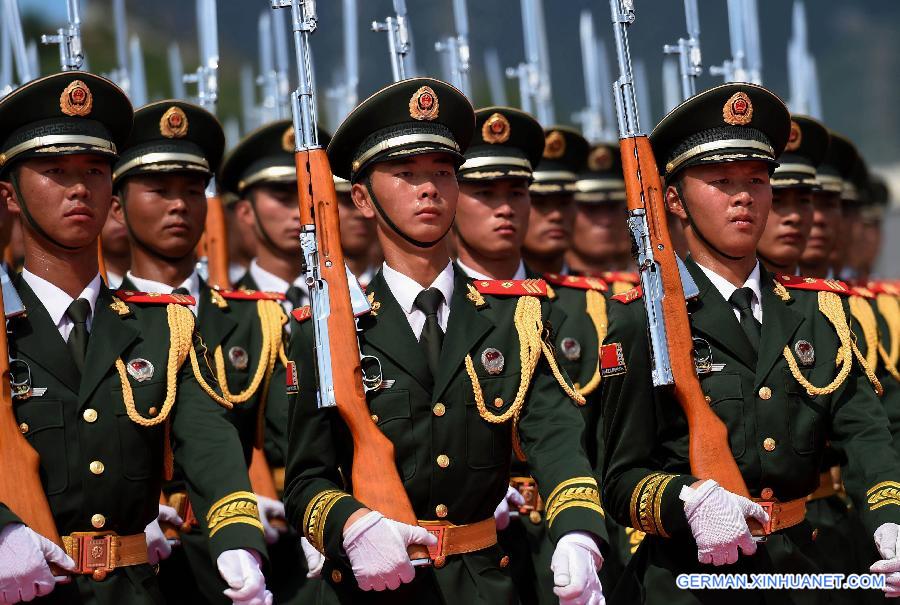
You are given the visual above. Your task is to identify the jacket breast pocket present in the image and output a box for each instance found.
[465,376,513,470]
[369,390,416,481]
[700,372,746,459]
[783,368,827,455]
[112,380,166,481]
[16,400,68,495]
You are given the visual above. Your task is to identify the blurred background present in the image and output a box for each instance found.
[8,0,900,272]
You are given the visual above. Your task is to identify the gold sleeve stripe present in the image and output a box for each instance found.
[303,489,350,554]
[630,472,678,538]
[867,481,900,511]
[545,477,602,527]
[206,491,263,538]
[546,477,598,506]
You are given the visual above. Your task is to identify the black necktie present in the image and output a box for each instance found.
[172,287,190,296]
[66,298,91,372]
[414,288,445,378]
[286,285,305,309]
[729,287,761,353]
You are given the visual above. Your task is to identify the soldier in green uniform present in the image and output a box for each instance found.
[334,175,379,288]
[599,82,900,604]
[522,127,589,276]
[284,78,608,604]
[106,100,295,604]
[0,72,270,604]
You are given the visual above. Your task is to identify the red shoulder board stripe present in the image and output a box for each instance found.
[291,306,312,323]
[115,290,195,306]
[601,271,640,285]
[218,288,286,301]
[472,278,547,297]
[611,286,643,304]
[775,274,850,295]
[850,286,876,300]
[542,273,608,292]
[867,281,900,296]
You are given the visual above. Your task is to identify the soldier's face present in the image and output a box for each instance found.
[571,201,629,263]
[115,173,207,259]
[801,190,841,266]
[3,154,112,250]
[670,161,771,260]
[523,193,575,259]
[358,153,458,247]
[337,191,376,257]
[101,207,131,258]
[244,184,301,254]
[757,188,813,269]
[455,178,530,259]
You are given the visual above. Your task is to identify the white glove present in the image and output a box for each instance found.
[341,510,437,591]
[300,537,325,579]
[680,479,769,566]
[256,495,287,545]
[869,522,900,597]
[216,549,272,605]
[551,531,605,605]
[494,486,527,531]
[145,504,183,565]
[0,523,76,604]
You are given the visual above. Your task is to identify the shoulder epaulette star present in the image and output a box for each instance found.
[218,288,286,302]
[542,273,608,292]
[867,281,900,296]
[611,286,643,304]
[472,278,547,297]
[601,271,640,285]
[292,306,312,323]
[115,290,195,306]
[775,274,850,295]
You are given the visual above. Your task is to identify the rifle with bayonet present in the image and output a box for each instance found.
[272,0,431,565]
[434,0,471,97]
[41,0,84,72]
[662,0,702,102]
[372,0,414,82]
[574,10,613,143]
[607,0,760,527]
[1,0,36,98]
[324,0,359,131]
[710,0,762,85]
[506,0,554,125]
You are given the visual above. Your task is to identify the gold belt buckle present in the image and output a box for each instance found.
[753,501,775,537]
[66,531,118,580]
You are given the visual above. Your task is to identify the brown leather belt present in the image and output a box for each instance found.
[510,476,544,513]
[751,497,807,535]
[417,518,497,567]
[807,471,842,502]
[62,531,148,580]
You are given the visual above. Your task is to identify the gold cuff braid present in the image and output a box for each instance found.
[545,477,604,527]
[206,491,263,538]
[867,481,900,511]
[303,490,350,554]
[629,472,677,538]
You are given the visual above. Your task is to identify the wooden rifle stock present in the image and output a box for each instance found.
[202,195,230,289]
[248,447,287,531]
[296,148,429,562]
[0,273,64,551]
[620,136,751,500]
[97,240,108,285]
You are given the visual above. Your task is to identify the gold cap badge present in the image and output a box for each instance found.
[482,113,511,144]
[160,106,189,138]
[282,127,295,152]
[544,130,565,159]
[409,86,439,121]
[588,146,613,171]
[722,91,753,126]
[60,80,93,117]
[785,120,802,152]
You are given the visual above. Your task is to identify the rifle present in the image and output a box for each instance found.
[0,266,63,553]
[483,48,508,106]
[607,0,759,523]
[106,0,131,96]
[787,0,822,119]
[662,0,702,102]
[273,0,430,565]
[128,36,147,107]
[574,11,614,144]
[324,0,359,131]
[372,0,414,82]
[1,0,35,98]
[709,0,761,85]
[41,0,85,72]
[434,0,471,97]
[167,43,186,100]
[506,0,554,125]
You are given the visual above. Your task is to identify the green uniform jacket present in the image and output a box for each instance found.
[284,265,606,603]
[599,259,900,605]
[0,279,266,604]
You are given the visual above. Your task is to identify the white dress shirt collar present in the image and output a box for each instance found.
[455,259,527,281]
[249,259,305,294]
[125,270,201,312]
[696,260,763,323]
[381,261,455,338]
[22,270,102,339]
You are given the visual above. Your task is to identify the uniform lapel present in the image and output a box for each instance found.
[684,258,757,371]
[755,268,804,388]
[432,267,493,401]
[78,287,140,405]
[360,272,433,391]
[197,282,238,352]
[12,278,80,394]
